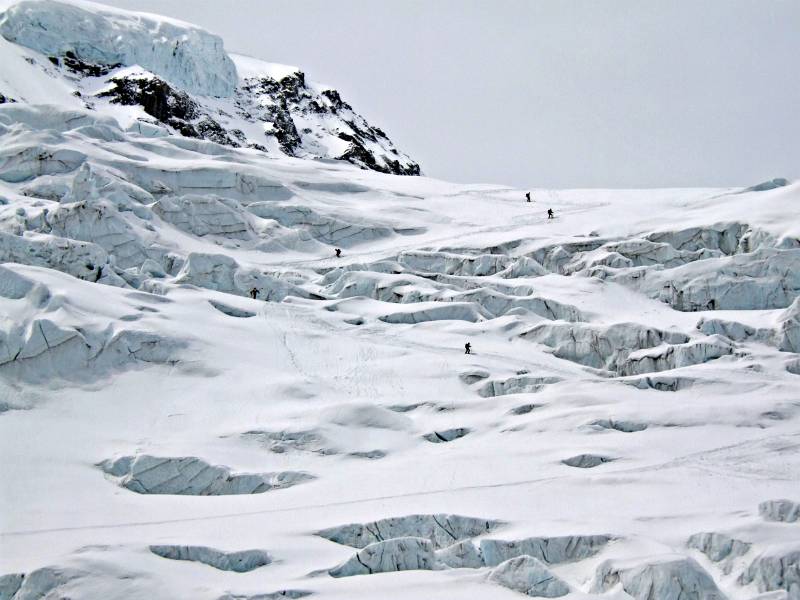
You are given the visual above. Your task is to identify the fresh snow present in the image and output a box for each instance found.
[0,2,799,600]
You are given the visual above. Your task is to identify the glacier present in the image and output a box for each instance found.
[0,2,799,600]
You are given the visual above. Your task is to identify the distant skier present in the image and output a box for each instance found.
[464,342,472,355]
[547,208,554,219]
[335,248,342,258]
[249,287,258,299]
[525,192,531,202]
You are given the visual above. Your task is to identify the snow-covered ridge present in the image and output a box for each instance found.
[0,0,420,175]
[0,0,237,96]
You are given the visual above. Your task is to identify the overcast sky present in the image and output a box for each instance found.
[97,0,799,189]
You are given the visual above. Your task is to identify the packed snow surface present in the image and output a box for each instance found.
[1,2,800,600]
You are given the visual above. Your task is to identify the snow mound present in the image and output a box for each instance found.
[99,455,314,495]
[592,556,726,600]
[488,555,570,597]
[317,514,501,550]
[149,545,271,572]
[0,0,237,96]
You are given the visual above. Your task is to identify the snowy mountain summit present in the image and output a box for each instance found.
[0,0,420,175]
[1,2,800,600]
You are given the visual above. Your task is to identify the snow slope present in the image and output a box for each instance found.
[0,0,419,175]
[1,3,800,600]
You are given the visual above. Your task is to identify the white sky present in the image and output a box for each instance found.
[95,0,800,189]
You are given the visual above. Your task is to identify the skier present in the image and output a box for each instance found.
[525,192,531,202]
[249,287,258,299]
[464,342,472,355]
[547,208,554,219]
[335,248,342,258]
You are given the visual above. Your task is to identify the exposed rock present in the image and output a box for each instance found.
[149,545,271,572]
[99,455,314,495]
[317,514,501,550]
[488,556,570,597]
[481,535,613,567]
[592,556,726,600]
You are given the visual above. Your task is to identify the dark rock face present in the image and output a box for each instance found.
[91,67,419,175]
[98,75,242,147]
[236,71,420,175]
[0,93,13,104]
[49,51,121,77]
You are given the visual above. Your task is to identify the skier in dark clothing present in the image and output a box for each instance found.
[525,192,531,202]
[547,208,554,219]
[249,287,258,299]
[464,342,472,354]
[335,248,342,258]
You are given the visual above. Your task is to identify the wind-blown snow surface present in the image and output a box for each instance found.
[1,5,800,600]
